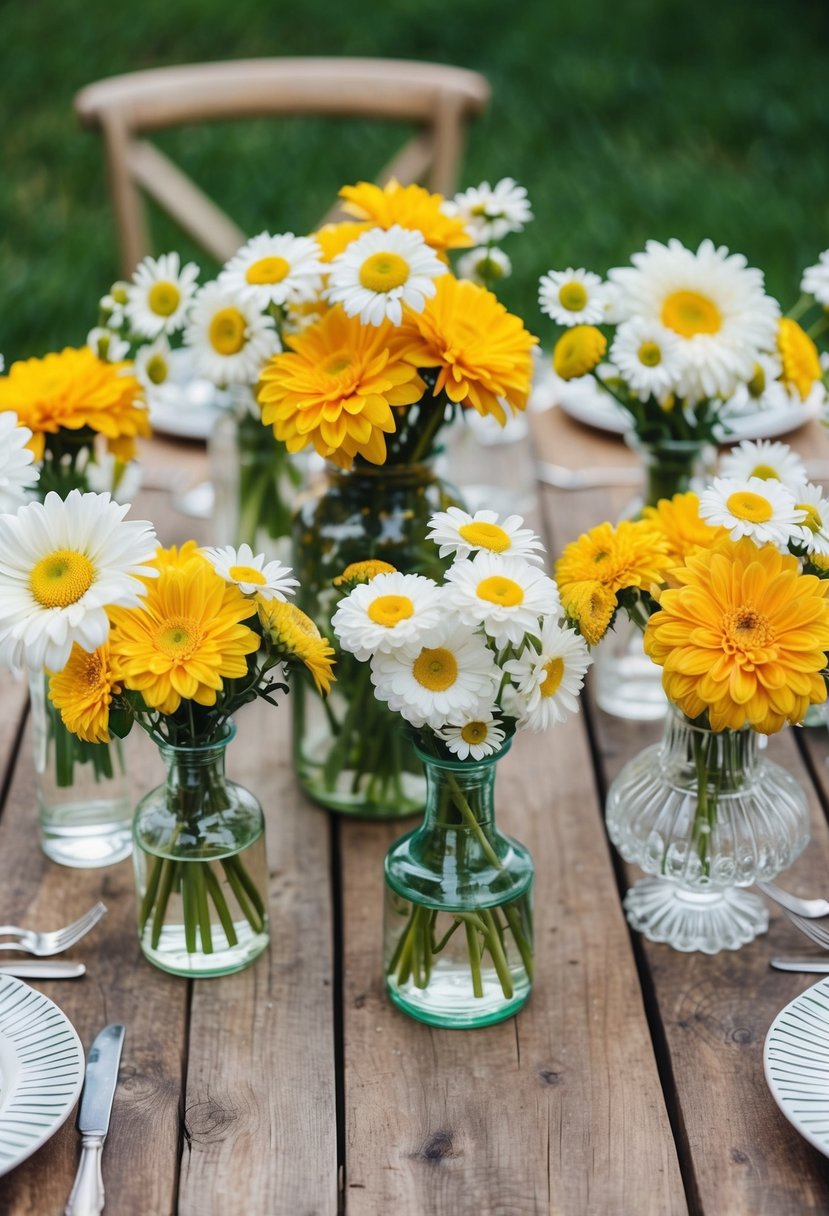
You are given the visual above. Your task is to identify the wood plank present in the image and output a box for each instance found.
[0,669,27,820]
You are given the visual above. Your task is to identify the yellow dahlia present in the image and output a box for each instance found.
[552,326,607,380]
[400,276,537,424]
[48,641,121,744]
[778,318,822,401]
[559,579,617,645]
[556,519,672,596]
[642,492,729,568]
[256,306,425,469]
[110,558,259,714]
[339,179,472,256]
[644,537,829,733]
[332,559,397,587]
[258,600,335,695]
[0,347,150,461]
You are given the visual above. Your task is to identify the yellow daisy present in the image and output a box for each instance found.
[559,579,617,645]
[339,179,472,256]
[332,559,397,587]
[556,519,672,596]
[778,317,822,401]
[552,326,607,381]
[48,641,121,744]
[258,600,335,695]
[641,492,729,567]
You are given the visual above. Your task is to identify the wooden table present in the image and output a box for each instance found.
[4,413,829,1215]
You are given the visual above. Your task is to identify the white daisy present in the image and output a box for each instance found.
[456,246,512,286]
[538,268,607,327]
[82,448,142,504]
[607,239,780,403]
[802,250,829,307]
[427,507,544,564]
[369,621,499,729]
[719,352,786,419]
[609,318,683,402]
[202,543,299,600]
[325,225,446,326]
[184,284,280,386]
[437,706,506,760]
[0,412,38,512]
[124,252,199,339]
[445,178,533,243]
[99,282,129,328]
[134,342,221,416]
[218,232,324,309]
[86,327,131,363]
[698,476,806,548]
[133,336,174,398]
[718,439,807,490]
[790,482,829,557]
[503,619,591,731]
[0,490,157,672]
[444,552,560,647]
[332,571,443,662]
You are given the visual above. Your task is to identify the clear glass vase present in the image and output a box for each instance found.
[291,460,461,819]
[132,726,269,977]
[605,707,810,953]
[384,741,533,1028]
[29,670,132,867]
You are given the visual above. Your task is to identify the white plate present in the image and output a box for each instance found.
[0,976,84,1176]
[764,975,829,1158]
[145,348,230,440]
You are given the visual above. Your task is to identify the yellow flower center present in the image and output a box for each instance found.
[722,606,773,653]
[747,364,766,397]
[749,464,779,481]
[209,307,247,356]
[539,656,565,698]
[552,326,607,381]
[413,646,458,692]
[30,549,94,608]
[458,521,511,552]
[797,503,822,533]
[358,251,410,293]
[245,255,291,285]
[661,289,722,337]
[367,594,415,628]
[323,353,353,377]
[476,575,525,607]
[558,281,588,312]
[155,617,202,659]
[145,354,169,385]
[725,491,773,524]
[228,564,267,586]
[638,341,662,367]
[461,721,488,745]
[148,281,181,317]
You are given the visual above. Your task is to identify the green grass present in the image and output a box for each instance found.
[2,0,829,358]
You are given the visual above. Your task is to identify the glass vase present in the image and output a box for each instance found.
[29,670,131,868]
[384,741,533,1028]
[292,460,461,819]
[605,707,810,953]
[132,726,269,977]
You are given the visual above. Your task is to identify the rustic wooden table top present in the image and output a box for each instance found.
[4,410,829,1215]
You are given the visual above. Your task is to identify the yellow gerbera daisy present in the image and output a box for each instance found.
[556,519,672,596]
[552,326,607,380]
[0,347,150,461]
[258,600,335,695]
[48,641,121,744]
[778,318,822,401]
[313,221,373,262]
[332,559,397,587]
[399,276,538,424]
[644,537,829,733]
[559,579,617,645]
[642,492,729,567]
[339,179,472,256]
[256,306,425,469]
[110,559,259,714]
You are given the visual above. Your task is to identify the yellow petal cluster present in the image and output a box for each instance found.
[559,580,617,645]
[778,318,822,401]
[332,559,397,587]
[552,326,607,380]
[258,600,335,695]
[48,641,121,744]
[644,537,829,733]
[556,519,672,596]
[641,492,728,570]
[339,180,472,255]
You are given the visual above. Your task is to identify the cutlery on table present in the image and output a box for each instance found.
[770,958,829,973]
[0,901,106,956]
[534,461,641,491]
[66,1023,126,1216]
[755,880,829,919]
[0,961,86,979]
[778,908,829,951]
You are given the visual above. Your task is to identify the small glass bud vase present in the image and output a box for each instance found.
[605,707,810,953]
[132,726,269,977]
[384,740,534,1028]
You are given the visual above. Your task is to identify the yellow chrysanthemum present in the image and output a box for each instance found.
[339,179,472,256]
[559,579,617,645]
[552,326,607,381]
[110,559,259,715]
[556,519,672,597]
[149,540,203,574]
[778,317,822,401]
[313,221,374,262]
[48,641,121,744]
[399,276,537,424]
[642,492,729,568]
[644,537,829,733]
[256,306,425,469]
[258,600,335,695]
[332,559,397,587]
[0,347,150,461]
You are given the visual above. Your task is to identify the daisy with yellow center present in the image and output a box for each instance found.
[718,439,807,491]
[184,283,279,386]
[539,268,607,327]
[778,317,822,401]
[609,318,683,403]
[642,492,729,567]
[552,325,607,381]
[256,305,425,468]
[339,179,472,256]
[698,476,806,548]
[48,641,121,744]
[555,519,672,599]
[332,559,397,588]
[504,618,592,731]
[447,177,532,244]
[643,538,829,732]
[326,225,446,327]
[201,543,299,601]
[790,482,829,557]
[332,571,443,661]
[218,231,324,308]
[0,410,38,512]
[257,599,335,695]
[437,706,507,760]
[124,251,199,338]
[445,552,559,647]
[427,507,544,563]
[559,579,618,645]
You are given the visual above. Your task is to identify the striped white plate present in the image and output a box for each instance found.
[0,976,84,1176]
[764,976,829,1157]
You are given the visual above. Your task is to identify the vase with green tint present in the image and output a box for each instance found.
[384,740,533,1028]
[132,726,269,977]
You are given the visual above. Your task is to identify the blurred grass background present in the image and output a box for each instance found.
[2,0,828,358]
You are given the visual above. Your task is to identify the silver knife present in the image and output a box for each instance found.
[0,961,86,979]
[770,958,829,973]
[65,1023,126,1216]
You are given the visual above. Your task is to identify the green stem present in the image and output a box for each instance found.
[139,856,164,933]
[465,919,484,998]
[204,866,239,947]
[193,864,213,954]
[151,860,177,949]
[446,773,502,869]
[222,858,265,934]
[480,908,514,998]
[503,900,534,980]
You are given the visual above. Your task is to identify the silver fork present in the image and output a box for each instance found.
[0,901,106,955]
[780,908,829,951]
[756,880,829,919]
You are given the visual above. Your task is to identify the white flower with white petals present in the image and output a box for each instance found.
[504,619,591,731]
[718,439,807,490]
[86,327,131,363]
[790,482,829,556]
[698,476,806,548]
[444,552,559,647]
[202,543,299,600]
[538,268,607,327]
[332,572,443,662]
[719,352,788,418]
[125,252,200,338]
[184,284,280,386]
[438,706,506,760]
[218,232,325,309]
[446,178,532,243]
[456,246,512,286]
[609,318,683,402]
[0,412,38,512]
[802,250,829,308]
[326,225,446,326]
[427,507,544,564]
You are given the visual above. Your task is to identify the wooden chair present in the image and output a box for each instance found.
[74,57,490,276]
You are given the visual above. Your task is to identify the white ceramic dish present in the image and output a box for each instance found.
[0,976,84,1176]
[764,975,829,1158]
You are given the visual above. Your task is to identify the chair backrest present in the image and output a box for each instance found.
[74,57,490,276]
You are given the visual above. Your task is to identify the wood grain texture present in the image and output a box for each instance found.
[0,669,27,822]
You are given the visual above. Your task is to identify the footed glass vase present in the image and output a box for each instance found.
[605,708,810,953]
[384,742,533,1028]
[132,727,269,977]
[30,670,131,868]
[292,460,460,819]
